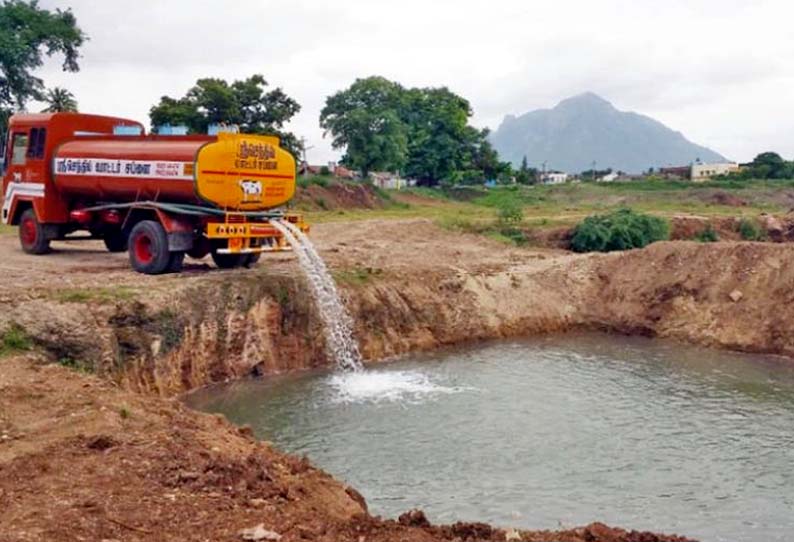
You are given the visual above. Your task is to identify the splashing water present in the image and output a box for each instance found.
[328,369,471,404]
[270,219,364,372]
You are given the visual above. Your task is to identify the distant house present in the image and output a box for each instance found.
[691,162,739,181]
[298,162,323,176]
[370,171,407,190]
[659,166,691,180]
[541,171,568,184]
[333,165,357,180]
[598,172,619,182]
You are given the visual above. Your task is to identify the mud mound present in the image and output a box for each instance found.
[294,181,387,211]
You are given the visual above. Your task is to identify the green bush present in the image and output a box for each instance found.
[1,324,32,356]
[496,199,524,225]
[319,165,331,176]
[738,218,763,241]
[570,208,669,253]
[695,226,719,243]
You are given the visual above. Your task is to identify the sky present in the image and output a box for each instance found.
[32,0,794,165]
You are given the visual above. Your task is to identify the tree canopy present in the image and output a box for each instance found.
[41,86,77,112]
[0,0,85,132]
[149,74,302,155]
[320,76,510,183]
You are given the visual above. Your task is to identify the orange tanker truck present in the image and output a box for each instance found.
[1,112,306,274]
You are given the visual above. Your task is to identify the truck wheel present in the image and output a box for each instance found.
[167,252,185,273]
[243,253,261,268]
[19,208,51,255]
[128,220,171,274]
[103,229,128,253]
[211,251,245,269]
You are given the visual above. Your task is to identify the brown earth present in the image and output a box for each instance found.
[0,355,695,541]
[293,181,386,211]
[2,217,793,541]
[2,218,794,394]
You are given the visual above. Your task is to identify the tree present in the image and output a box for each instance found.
[745,152,793,179]
[41,86,77,112]
[515,155,538,184]
[400,86,474,184]
[0,0,85,134]
[320,76,408,178]
[149,74,302,155]
[321,76,511,184]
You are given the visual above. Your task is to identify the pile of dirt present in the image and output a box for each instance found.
[293,181,387,211]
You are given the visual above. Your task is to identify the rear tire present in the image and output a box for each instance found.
[211,251,245,269]
[242,252,261,268]
[18,208,51,255]
[167,251,185,273]
[103,229,128,253]
[128,220,171,274]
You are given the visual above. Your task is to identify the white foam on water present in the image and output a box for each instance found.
[270,219,364,372]
[327,370,470,404]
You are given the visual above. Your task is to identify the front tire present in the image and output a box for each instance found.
[19,208,51,255]
[128,220,171,274]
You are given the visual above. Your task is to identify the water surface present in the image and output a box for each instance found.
[187,334,794,542]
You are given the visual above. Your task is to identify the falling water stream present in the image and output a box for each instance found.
[270,219,363,372]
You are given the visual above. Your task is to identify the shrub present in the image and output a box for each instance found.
[1,324,32,355]
[496,200,524,225]
[319,165,331,176]
[570,208,669,253]
[695,226,719,243]
[738,218,763,241]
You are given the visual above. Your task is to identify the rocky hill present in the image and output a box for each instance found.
[490,92,727,173]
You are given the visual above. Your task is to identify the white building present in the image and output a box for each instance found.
[370,172,407,190]
[691,162,739,181]
[541,172,568,184]
[598,172,619,182]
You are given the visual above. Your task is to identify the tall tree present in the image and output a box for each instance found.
[321,76,509,184]
[320,76,408,177]
[41,86,77,112]
[400,86,473,183]
[0,0,85,134]
[149,74,302,155]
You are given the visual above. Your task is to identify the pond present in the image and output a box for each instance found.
[186,334,794,542]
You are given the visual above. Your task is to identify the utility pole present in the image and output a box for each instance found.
[592,160,596,182]
[542,160,547,184]
[299,137,314,176]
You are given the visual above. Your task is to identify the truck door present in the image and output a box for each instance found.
[1,127,47,225]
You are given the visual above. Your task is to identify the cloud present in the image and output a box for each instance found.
[34,0,794,163]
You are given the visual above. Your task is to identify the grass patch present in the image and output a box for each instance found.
[738,218,764,241]
[56,287,137,304]
[0,224,14,235]
[694,226,720,243]
[297,175,330,189]
[1,324,32,356]
[58,356,93,373]
[333,266,382,285]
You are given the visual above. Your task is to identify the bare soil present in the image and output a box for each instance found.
[0,354,694,542]
[2,216,793,541]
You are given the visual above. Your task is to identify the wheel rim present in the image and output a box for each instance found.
[20,216,37,247]
[133,232,154,265]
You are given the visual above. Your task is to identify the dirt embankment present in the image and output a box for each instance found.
[0,355,693,542]
[2,219,794,396]
[4,219,785,541]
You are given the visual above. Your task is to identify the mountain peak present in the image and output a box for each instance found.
[556,92,613,110]
[490,94,726,173]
